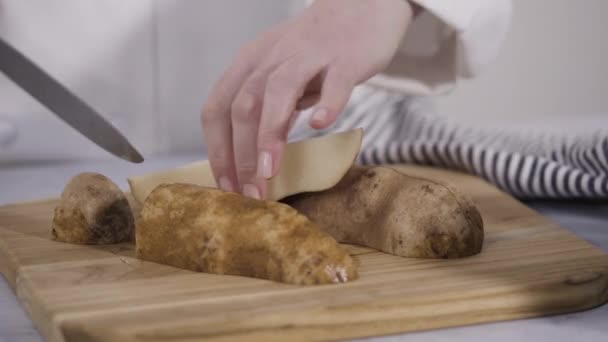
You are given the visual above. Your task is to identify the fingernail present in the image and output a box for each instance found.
[311,108,328,126]
[243,184,261,200]
[257,151,273,179]
[218,176,234,192]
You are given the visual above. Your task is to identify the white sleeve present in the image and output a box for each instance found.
[369,0,512,95]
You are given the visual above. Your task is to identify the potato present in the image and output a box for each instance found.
[136,183,358,285]
[283,166,484,259]
[52,173,135,244]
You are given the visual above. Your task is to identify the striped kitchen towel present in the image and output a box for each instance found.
[290,85,608,199]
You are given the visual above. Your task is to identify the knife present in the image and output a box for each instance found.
[0,37,144,163]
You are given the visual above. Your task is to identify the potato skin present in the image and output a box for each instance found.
[283,166,484,258]
[52,173,135,244]
[136,184,358,285]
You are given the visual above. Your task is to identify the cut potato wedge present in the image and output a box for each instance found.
[128,129,363,203]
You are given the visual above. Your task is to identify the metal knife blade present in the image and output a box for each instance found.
[0,37,144,163]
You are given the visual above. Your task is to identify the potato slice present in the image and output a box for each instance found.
[128,129,362,203]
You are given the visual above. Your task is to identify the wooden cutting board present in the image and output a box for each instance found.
[0,165,607,342]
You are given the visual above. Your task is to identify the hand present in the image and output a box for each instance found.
[201,0,414,199]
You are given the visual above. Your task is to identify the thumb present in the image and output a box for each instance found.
[309,69,354,129]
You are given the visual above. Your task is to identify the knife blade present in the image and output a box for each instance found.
[0,37,143,163]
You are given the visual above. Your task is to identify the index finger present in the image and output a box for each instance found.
[256,57,324,180]
[201,55,255,193]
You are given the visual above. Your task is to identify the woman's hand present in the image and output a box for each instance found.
[201,0,414,199]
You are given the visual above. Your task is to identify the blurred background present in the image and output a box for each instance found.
[0,0,606,162]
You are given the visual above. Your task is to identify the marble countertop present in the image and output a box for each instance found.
[1,156,607,342]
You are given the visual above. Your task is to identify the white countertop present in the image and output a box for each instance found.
[1,156,607,342]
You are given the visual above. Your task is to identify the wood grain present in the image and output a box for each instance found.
[0,165,607,342]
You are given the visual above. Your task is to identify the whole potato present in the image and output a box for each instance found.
[52,173,134,244]
[136,184,358,285]
[284,166,484,258]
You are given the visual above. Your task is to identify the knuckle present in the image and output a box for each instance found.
[231,91,259,121]
[200,106,222,126]
[236,162,257,176]
[227,51,254,77]
[237,43,257,59]
[224,61,249,83]
[257,129,283,148]
[266,72,296,95]
[208,147,231,166]
[258,130,288,151]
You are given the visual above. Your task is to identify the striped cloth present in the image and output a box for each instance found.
[290,85,608,199]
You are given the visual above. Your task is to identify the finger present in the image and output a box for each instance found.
[229,49,294,199]
[201,112,238,192]
[309,67,355,129]
[231,71,267,199]
[201,51,256,193]
[257,57,325,180]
